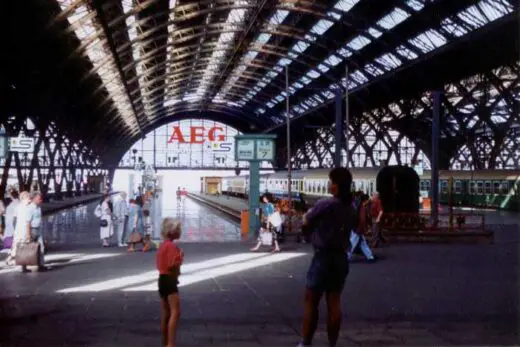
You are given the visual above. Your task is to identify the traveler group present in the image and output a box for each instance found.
[2,190,46,272]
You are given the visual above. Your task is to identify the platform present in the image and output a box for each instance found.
[0,198,518,346]
[187,192,247,219]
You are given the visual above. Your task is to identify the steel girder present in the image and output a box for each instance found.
[282,62,519,171]
[0,116,105,199]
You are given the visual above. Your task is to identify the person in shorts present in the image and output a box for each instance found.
[297,168,354,347]
[156,218,184,347]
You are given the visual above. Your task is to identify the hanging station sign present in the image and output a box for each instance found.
[234,134,276,162]
[0,127,7,158]
[9,136,35,153]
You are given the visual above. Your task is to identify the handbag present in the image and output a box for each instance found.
[100,219,108,227]
[260,229,273,246]
[128,230,143,244]
[15,242,40,266]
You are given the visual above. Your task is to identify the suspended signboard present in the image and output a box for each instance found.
[0,127,7,158]
[9,137,35,153]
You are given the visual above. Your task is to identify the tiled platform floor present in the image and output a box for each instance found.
[0,199,518,346]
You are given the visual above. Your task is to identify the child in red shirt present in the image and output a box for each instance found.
[157,218,183,347]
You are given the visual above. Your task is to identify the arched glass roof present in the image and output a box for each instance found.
[53,0,516,139]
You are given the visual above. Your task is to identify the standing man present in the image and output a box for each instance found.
[369,192,385,247]
[23,191,46,272]
[114,192,129,247]
[298,168,354,347]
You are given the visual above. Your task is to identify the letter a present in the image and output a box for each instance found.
[168,126,186,143]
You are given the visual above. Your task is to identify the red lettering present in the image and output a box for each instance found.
[190,126,205,144]
[167,126,186,143]
[208,127,225,142]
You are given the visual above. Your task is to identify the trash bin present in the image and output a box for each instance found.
[240,209,249,236]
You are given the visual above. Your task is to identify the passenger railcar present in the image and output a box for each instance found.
[217,168,520,211]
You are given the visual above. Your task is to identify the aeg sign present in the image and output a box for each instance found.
[167,126,225,144]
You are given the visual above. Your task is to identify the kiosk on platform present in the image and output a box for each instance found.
[234,134,276,236]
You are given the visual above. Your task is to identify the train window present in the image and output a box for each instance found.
[469,181,476,194]
[484,181,492,194]
[441,180,448,193]
[454,180,462,193]
[300,181,304,192]
[493,181,501,194]
[476,181,483,194]
[500,181,510,195]
[370,182,374,195]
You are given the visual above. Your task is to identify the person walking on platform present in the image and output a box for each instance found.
[21,192,47,272]
[297,168,354,347]
[250,195,276,252]
[7,191,31,267]
[114,192,129,247]
[96,194,114,247]
[3,190,19,259]
[157,218,183,347]
[348,194,375,262]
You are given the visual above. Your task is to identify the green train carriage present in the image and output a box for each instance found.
[419,170,520,211]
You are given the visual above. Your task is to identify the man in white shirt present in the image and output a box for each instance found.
[114,192,129,247]
[22,191,46,272]
[8,191,31,266]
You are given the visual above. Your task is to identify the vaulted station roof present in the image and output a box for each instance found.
[2,0,518,165]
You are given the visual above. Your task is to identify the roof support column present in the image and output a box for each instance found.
[334,89,343,168]
[430,91,442,226]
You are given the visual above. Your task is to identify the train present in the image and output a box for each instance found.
[219,168,520,211]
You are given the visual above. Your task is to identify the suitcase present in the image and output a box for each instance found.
[15,242,40,266]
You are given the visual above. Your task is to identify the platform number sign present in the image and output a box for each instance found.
[256,139,274,161]
[236,139,255,160]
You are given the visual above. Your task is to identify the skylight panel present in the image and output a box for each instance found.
[267,71,278,79]
[350,70,369,84]
[321,90,334,99]
[307,70,321,79]
[457,5,489,28]
[334,0,361,12]
[367,27,382,38]
[293,41,310,54]
[257,108,266,114]
[277,58,292,67]
[478,0,514,20]
[317,64,329,73]
[267,102,275,108]
[406,0,425,11]
[299,75,312,85]
[395,45,419,60]
[440,18,468,37]
[57,1,136,128]
[275,95,284,102]
[327,11,342,21]
[256,33,272,45]
[269,10,290,25]
[310,19,334,36]
[337,47,352,58]
[375,53,402,70]
[377,7,411,30]
[325,54,342,67]
[408,29,446,53]
[347,35,371,51]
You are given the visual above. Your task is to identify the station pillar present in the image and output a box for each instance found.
[431,91,442,226]
[235,134,277,237]
[248,161,260,236]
